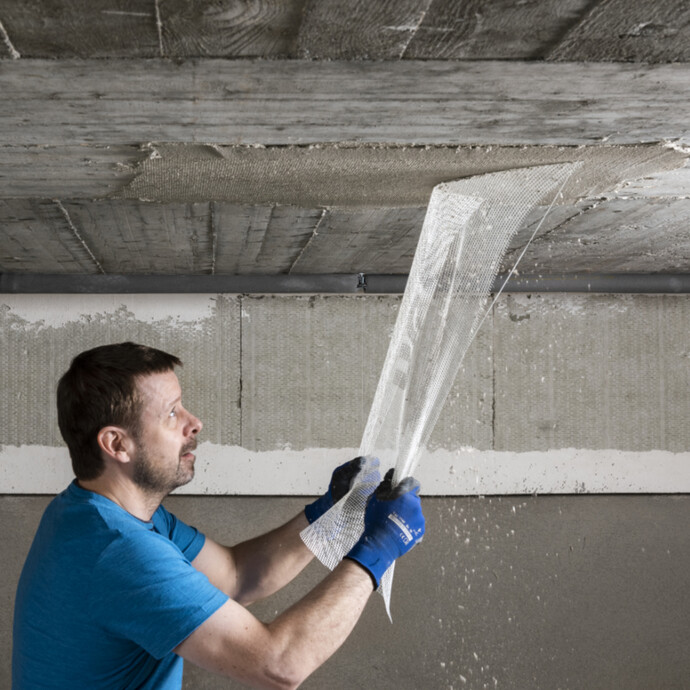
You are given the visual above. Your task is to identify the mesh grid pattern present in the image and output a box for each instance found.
[301,163,579,617]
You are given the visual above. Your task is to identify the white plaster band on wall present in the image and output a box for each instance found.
[1,444,688,496]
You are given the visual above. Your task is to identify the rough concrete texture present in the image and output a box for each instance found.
[550,0,690,63]
[2,494,688,689]
[404,0,593,60]
[0,294,241,447]
[4,195,690,276]
[0,0,687,62]
[3,60,688,148]
[0,144,141,199]
[6,144,688,278]
[494,294,690,453]
[503,198,690,275]
[114,143,687,207]
[241,295,493,454]
[2,293,688,455]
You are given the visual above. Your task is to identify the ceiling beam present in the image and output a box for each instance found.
[1,59,687,146]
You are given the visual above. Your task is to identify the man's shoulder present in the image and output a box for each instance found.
[33,483,171,571]
[55,481,157,533]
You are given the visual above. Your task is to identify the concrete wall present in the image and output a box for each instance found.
[1,292,689,688]
[2,493,688,690]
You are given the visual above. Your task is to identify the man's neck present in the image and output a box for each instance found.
[78,475,163,522]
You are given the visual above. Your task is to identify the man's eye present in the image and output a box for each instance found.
[169,409,177,418]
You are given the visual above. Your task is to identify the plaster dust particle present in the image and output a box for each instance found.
[112,142,688,207]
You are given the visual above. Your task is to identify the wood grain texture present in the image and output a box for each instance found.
[0,199,216,274]
[297,0,431,59]
[160,0,307,57]
[289,207,425,274]
[213,203,323,274]
[1,0,685,61]
[0,144,142,198]
[1,59,687,146]
[2,196,690,277]
[0,199,102,273]
[502,198,690,274]
[61,199,215,273]
[0,0,160,58]
[404,0,594,59]
[550,0,690,62]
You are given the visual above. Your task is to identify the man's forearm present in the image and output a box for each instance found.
[181,471,425,689]
[230,511,314,605]
[176,558,374,690]
[266,558,374,684]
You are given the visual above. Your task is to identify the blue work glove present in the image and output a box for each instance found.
[346,468,425,588]
[305,456,368,524]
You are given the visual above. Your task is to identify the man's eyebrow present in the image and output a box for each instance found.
[165,395,182,411]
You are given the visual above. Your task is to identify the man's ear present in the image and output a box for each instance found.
[97,426,136,465]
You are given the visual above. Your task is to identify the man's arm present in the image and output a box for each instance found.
[176,558,373,690]
[192,457,373,604]
[177,470,424,690]
[191,511,312,605]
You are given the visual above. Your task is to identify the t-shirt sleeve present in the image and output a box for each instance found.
[153,504,206,562]
[89,531,229,659]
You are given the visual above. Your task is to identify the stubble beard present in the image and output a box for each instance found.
[132,437,197,496]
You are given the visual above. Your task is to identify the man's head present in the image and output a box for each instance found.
[57,342,183,481]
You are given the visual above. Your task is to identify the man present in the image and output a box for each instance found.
[13,342,425,689]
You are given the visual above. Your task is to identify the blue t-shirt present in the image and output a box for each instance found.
[12,481,229,689]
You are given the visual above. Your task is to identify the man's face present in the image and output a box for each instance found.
[129,370,203,495]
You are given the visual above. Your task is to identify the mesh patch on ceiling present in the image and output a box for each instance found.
[301,162,580,618]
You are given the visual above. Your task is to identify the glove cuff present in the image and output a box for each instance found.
[346,537,393,589]
[304,493,332,524]
[344,555,379,590]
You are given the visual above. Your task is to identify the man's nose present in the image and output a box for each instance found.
[186,411,203,435]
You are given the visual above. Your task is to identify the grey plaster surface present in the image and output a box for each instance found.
[240,295,388,451]
[240,294,495,453]
[2,294,688,453]
[2,494,688,689]
[112,143,687,207]
[0,294,241,447]
[494,294,690,453]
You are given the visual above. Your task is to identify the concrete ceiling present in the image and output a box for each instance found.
[1,0,689,289]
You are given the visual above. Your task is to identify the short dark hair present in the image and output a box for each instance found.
[57,342,182,480]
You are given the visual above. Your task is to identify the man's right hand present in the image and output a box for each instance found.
[345,469,425,588]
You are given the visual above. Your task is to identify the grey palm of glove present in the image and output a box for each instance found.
[305,456,375,524]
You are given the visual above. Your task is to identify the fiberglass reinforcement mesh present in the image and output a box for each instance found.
[301,162,580,618]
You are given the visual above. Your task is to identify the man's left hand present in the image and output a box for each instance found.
[305,456,370,524]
